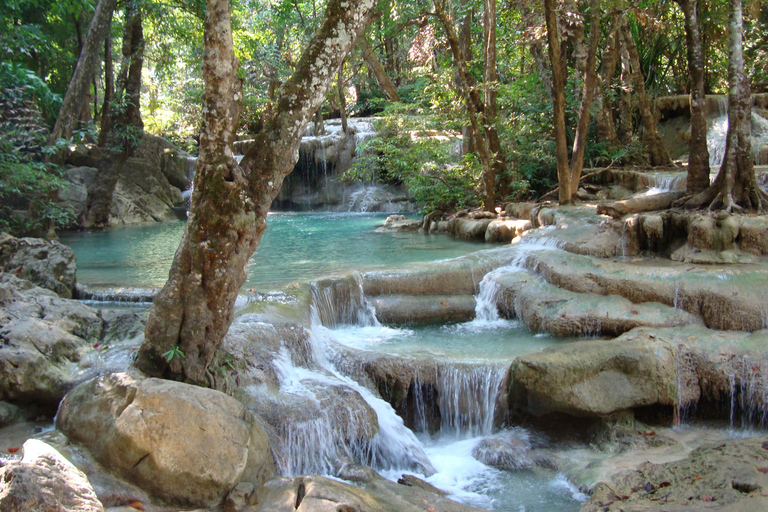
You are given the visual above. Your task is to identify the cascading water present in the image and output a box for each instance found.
[706,105,768,167]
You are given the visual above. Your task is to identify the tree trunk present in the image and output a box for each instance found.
[98,37,113,147]
[433,0,496,211]
[81,3,143,229]
[48,0,116,144]
[597,191,685,218]
[617,43,634,144]
[595,18,621,148]
[567,0,601,199]
[682,0,765,211]
[135,0,377,384]
[676,0,710,195]
[484,0,508,199]
[359,37,401,102]
[621,21,671,166]
[544,0,570,204]
[459,6,474,156]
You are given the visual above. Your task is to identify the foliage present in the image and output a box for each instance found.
[162,345,185,362]
[0,61,72,234]
[343,104,481,211]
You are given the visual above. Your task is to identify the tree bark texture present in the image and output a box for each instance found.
[81,3,144,229]
[135,0,377,384]
[49,0,116,144]
[620,21,671,166]
[681,0,765,211]
[359,37,401,102]
[433,0,496,211]
[676,0,711,195]
[544,0,570,204]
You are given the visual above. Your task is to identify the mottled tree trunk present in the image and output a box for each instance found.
[617,43,634,144]
[359,37,401,102]
[49,0,116,145]
[676,0,711,195]
[338,66,348,133]
[81,3,143,229]
[621,21,671,166]
[135,0,377,384]
[433,0,496,211]
[459,6,474,156]
[544,0,570,204]
[682,0,766,211]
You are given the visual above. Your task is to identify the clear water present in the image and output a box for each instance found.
[329,319,564,362]
[60,213,482,292]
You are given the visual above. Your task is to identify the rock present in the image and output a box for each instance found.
[739,216,768,255]
[493,268,700,337]
[376,215,421,232]
[454,217,493,241]
[109,157,181,225]
[0,439,103,512]
[471,428,544,471]
[504,202,536,220]
[0,273,145,409]
[580,435,768,512]
[225,481,255,509]
[55,372,276,507]
[370,294,476,324]
[255,473,490,512]
[0,400,22,426]
[133,134,194,191]
[508,337,677,418]
[0,232,77,298]
[485,219,532,243]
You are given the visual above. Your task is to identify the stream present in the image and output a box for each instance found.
[60,213,764,511]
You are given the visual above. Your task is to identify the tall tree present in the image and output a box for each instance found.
[80,1,144,228]
[544,0,569,204]
[359,37,401,102]
[48,0,117,145]
[675,0,710,196]
[620,19,671,167]
[135,0,377,384]
[545,0,600,204]
[681,0,766,211]
[432,0,496,211]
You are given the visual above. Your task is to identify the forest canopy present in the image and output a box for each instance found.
[1,0,767,232]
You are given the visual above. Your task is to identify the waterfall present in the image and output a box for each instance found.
[728,355,768,429]
[707,111,768,167]
[436,364,508,438]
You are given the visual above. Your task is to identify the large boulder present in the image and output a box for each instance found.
[0,274,144,409]
[55,372,276,508]
[0,232,77,298]
[0,439,103,512]
[508,337,677,418]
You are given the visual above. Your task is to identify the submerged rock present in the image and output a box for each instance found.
[0,439,103,512]
[471,428,547,471]
[55,372,276,508]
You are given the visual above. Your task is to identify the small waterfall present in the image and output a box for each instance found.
[644,174,687,195]
[728,356,768,429]
[309,274,379,328]
[76,285,155,304]
[436,364,508,437]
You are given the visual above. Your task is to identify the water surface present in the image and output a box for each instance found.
[61,213,483,292]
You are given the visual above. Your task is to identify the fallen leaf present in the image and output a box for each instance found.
[561,313,567,318]
[93,343,100,349]
[688,476,703,484]
[641,431,656,436]
[427,508,436,512]
[659,482,671,488]
[7,447,19,453]
[127,502,145,511]
[757,466,768,473]
[440,301,449,306]
[702,495,713,502]
[630,310,639,315]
